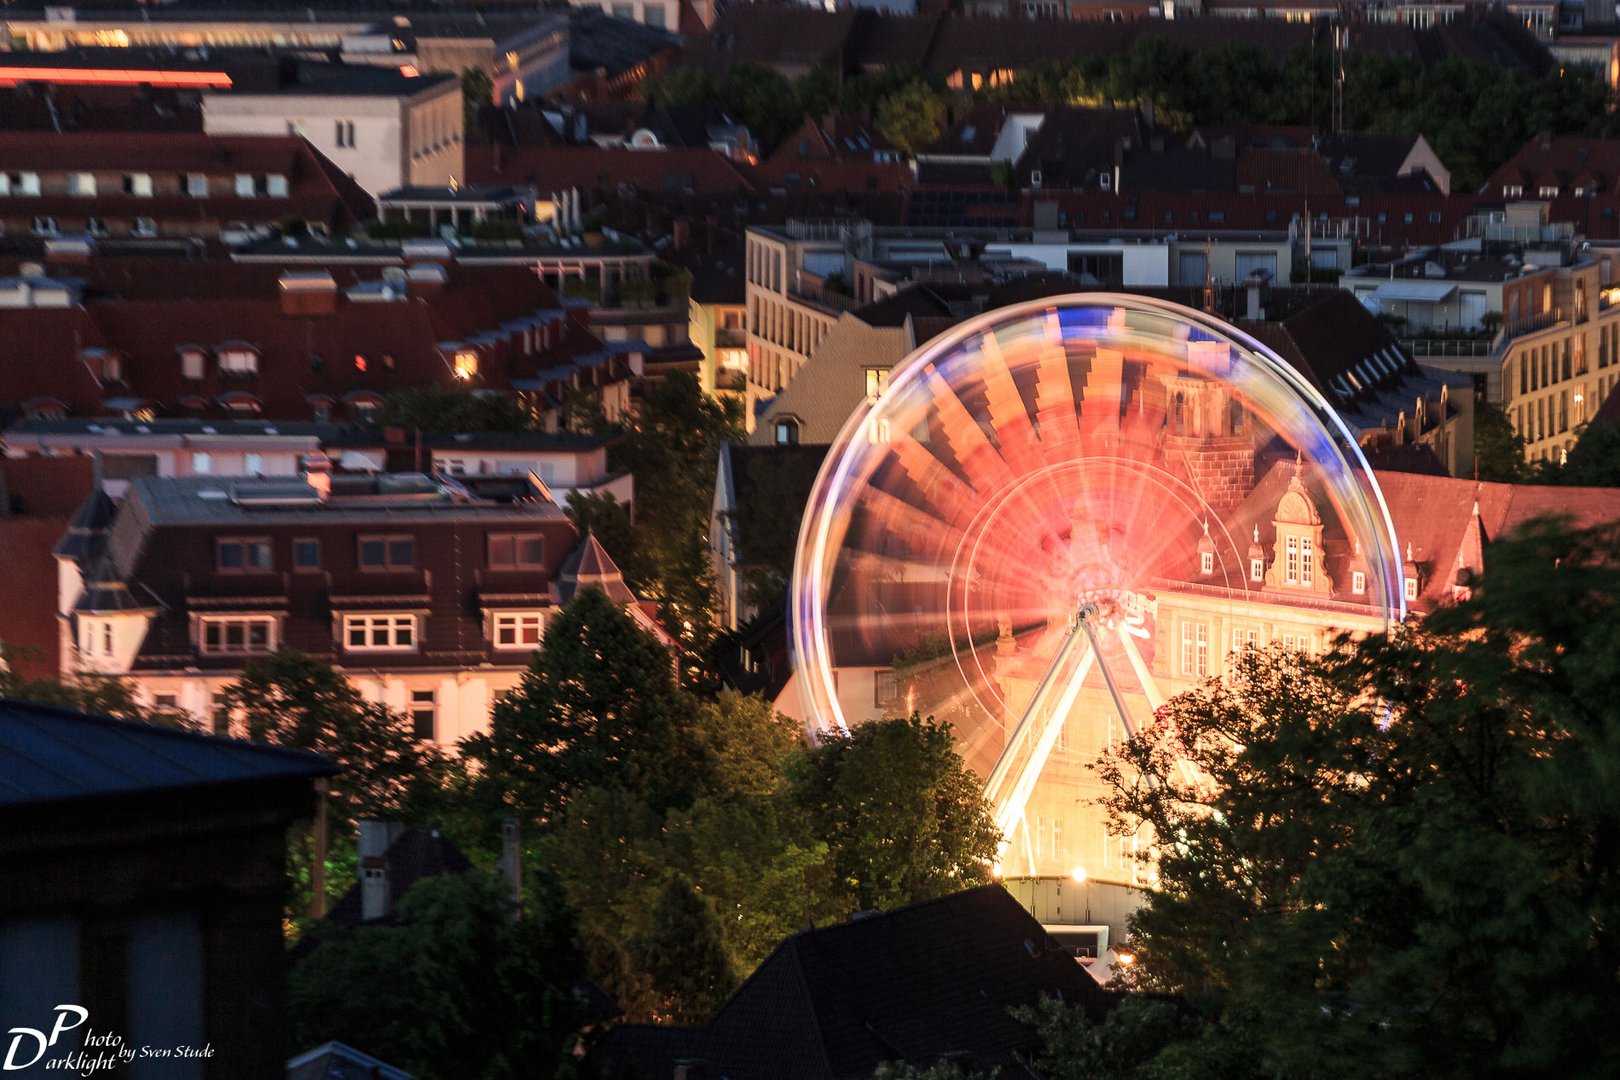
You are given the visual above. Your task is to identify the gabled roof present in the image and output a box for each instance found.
[597,885,1116,1080]
[325,827,474,928]
[750,313,913,446]
[288,1041,412,1080]
[0,699,336,808]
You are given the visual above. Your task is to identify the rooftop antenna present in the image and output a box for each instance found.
[1332,19,1347,134]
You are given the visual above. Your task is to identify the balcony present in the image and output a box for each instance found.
[715,327,746,349]
[1499,308,1560,346]
[1401,337,1494,359]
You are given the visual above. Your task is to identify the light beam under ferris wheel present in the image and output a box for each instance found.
[790,295,1406,879]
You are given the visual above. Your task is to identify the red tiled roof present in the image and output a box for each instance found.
[0,517,75,680]
[465,144,757,197]
[0,258,591,421]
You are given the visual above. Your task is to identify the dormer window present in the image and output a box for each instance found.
[1300,536,1314,587]
[180,347,206,380]
[1200,550,1214,575]
[217,345,258,379]
[68,172,96,197]
[236,174,255,197]
[124,173,153,197]
[864,368,890,399]
[453,350,479,380]
[775,417,801,445]
[1504,184,1523,197]
[1352,570,1366,595]
[1539,186,1559,198]
[182,173,209,197]
[1404,575,1419,602]
[1250,557,1264,582]
[266,174,289,197]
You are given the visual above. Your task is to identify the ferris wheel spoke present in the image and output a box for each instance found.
[976,332,1045,473]
[923,367,1017,496]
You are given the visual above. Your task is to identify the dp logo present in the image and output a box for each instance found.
[4,1005,88,1070]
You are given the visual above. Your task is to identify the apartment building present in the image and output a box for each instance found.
[57,470,658,742]
[0,131,371,242]
[204,66,462,197]
[1344,202,1620,463]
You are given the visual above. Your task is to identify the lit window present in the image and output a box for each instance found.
[101,622,114,656]
[1200,550,1214,575]
[266,174,289,197]
[68,172,96,197]
[1179,622,1207,677]
[125,173,153,197]
[217,347,258,377]
[358,535,415,570]
[488,533,545,570]
[874,668,899,706]
[492,612,545,649]
[1285,536,1299,584]
[344,614,417,651]
[864,368,890,399]
[1300,537,1313,587]
[1352,570,1366,595]
[1250,557,1264,582]
[454,350,479,380]
[217,538,272,572]
[410,689,436,741]
[1404,576,1418,601]
[200,616,276,655]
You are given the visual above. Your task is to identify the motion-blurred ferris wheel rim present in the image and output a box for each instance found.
[791,292,1407,746]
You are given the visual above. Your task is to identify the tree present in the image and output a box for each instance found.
[606,371,742,687]
[0,645,159,724]
[1095,520,1620,1077]
[1009,994,1207,1080]
[462,587,702,832]
[628,875,738,1024]
[291,873,594,1080]
[380,386,533,434]
[221,649,446,830]
[1474,399,1529,482]
[1555,419,1620,486]
[876,81,949,157]
[785,714,1000,914]
[461,66,494,127]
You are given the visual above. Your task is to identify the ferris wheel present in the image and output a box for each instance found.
[790,295,1405,881]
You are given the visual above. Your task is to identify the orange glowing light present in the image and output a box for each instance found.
[0,67,233,89]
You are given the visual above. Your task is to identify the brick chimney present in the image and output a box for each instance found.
[279,271,337,316]
[357,819,405,922]
[497,815,522,905]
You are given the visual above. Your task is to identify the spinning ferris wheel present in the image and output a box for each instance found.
[790,295,1406,881]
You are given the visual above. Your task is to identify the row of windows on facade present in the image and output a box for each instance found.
[81,609,546,660]
[1,171,290,198]
[214,532,546,573]
[152,682,451,741]
[1518,371,1617,445]
[173,346,438,382]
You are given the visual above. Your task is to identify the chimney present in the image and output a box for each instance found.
[279,270,338,316]
[357,819,404,922]
[302,452,332,499]
[497,815,522,905]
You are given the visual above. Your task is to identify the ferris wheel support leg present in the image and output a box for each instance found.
[992,641,1096,842]
[1116,630,1167,730]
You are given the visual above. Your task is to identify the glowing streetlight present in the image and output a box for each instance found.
[1070,866,1087,884]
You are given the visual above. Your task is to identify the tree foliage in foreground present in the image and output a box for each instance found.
[291,873,593,1080]
[1095,520,1620,1079]
[467,586,1000,1023]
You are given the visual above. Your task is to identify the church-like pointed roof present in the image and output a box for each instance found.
[558,532,636,605]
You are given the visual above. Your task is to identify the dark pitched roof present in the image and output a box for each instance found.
[596,885,1117,1080]
[1012,106,1145,190]
[325,828,474,927]
[466,144,756,197]
[558,533,636,604]
[287,1041,412,1080]
[0,699,336,808]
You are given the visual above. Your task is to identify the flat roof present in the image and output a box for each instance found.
[130,473,569,526]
